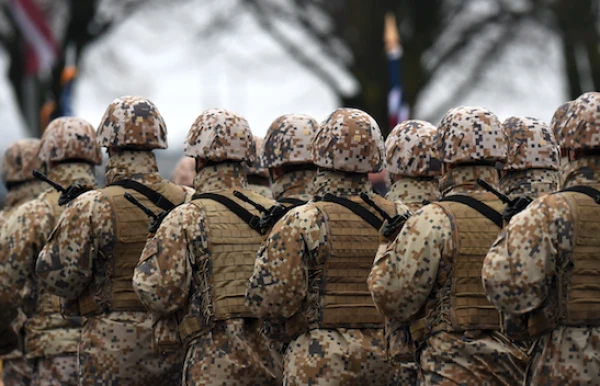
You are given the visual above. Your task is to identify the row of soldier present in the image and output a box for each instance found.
[0,92,597,385]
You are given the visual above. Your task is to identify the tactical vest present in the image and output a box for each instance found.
[284,195,395,339]
[178,189,273,342]
[527,190,600,336]
[78,181,186,316]
[410,195,505,343]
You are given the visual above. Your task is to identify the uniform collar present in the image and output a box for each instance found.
[271,169,316,201]
[5,180,47,208]
[563,156,600,188]
[105,150,161,185]
[47,162,97,189]
[387,177,439,206]
[440,165,499,197]
[313,169,372,197]
[193,161,247,193]
[499,169,559,199]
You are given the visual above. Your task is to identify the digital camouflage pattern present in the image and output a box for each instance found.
[483,156,600,385]
[260,113,318,168]
[31,355,78,386]
[184,108,256,162]
[271,168,315,202]
[134,161,281,386]
[550,100,573,150]
[2,357,33,386]
[1,139,43,184]
[499,169,559,199]
[385,178,439,213]
[385,120,440,178]
[37,117,102,165]
[247,137,273,198]
[247,136,269,178]
[312,108,384,173]
[561,92,600,150]
[502,116,559,171]
[246,170,401,386]
[170,157,196,187]
[96,96,168,150]
[36,151,189,386]
[437,106,506,165]
[370,165,527,385]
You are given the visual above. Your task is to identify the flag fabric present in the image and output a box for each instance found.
[10,0,59,75]
[385,13,409,129]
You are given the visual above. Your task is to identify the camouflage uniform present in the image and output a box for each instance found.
[171,157,196,187]
[0,118,102,386]
[381,120,442,384]
[247,136,273,198]
[550,101,574,188]
[261,113,319,202]
[134,108,281,386]
[370,107,527,385]
[499,116,560,199]
[36,97,190,386]
[0,139,46,386]
[483,92,600,385]
[247,108,402,386]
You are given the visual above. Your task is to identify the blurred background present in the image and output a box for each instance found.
[0,0,599,205]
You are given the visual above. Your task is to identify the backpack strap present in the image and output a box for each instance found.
[278,197,307,206]
[322,193,383,231]
[192,192,262,233]
[109,179,175,211]
[561,185,600,204]
[440,195,503,228]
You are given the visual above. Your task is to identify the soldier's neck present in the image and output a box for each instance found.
[313,169,372,197]
[193,161,247,193]
[271,169,316,201]
[48,162,97,188]
[441,165,499,197]
[105,150,160,184]
[563,156,600,188]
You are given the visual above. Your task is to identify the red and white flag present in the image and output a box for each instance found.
[10,0,59,75]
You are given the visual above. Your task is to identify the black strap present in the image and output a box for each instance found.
[440,195,503,228]
[192,192,262,233]
[322,193,383,230]
[561,185,600,204]
[109,180,175,211]
[278,197,307,206]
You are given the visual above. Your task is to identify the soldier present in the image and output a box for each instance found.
[369,106,528,385]
[385,120,441,211]
[550,101,574,188]
[381,119,441,384]
[171,157,195,187]
[133,108,280,386]
[36,96,190,385]
[261,114,318,203]
[246,136,273,198]
[0,117,101,385]
[0,139,46,386]
[483,92,600,384]
[246,108,405,385]
[499,116,560,198]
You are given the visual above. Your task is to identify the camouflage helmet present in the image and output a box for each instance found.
[96,96,168,150]
[1,139,42,183]
[184,108,255,163]
[550,101,573,149]
[385,120,441,177]
[437,106,506,165]
[248,136,269,178]
[261,114,318,168]
[170,157,195,187]
[561,92,600,150]
[502,116,559,171]
[38,117,102,165]
[312,108,384,173]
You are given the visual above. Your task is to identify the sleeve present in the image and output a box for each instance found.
[36,191,113,299]
[0,201,54,308]
[368,204,452,321]
[482,195,569,314]
[133,204,197,315]
[246,205,326,320]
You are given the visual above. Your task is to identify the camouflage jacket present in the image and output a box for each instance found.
[0,163,96,358]
[385,177,439,213]
[0,180,48,231]
[36,151,192,305]
[499,168,559,200]
[483,156,600,385]
[271,169,315,202]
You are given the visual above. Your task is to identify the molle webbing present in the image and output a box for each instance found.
[312,195,396,329]
[561,191,600,325]
[78,182,185,315]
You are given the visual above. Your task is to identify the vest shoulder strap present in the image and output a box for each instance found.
[279,197,307,206]
[108,179,175,211]
[561,185,600,204]
[192,192,262,233]
[440,194,503,228]
[322,193,383,230]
